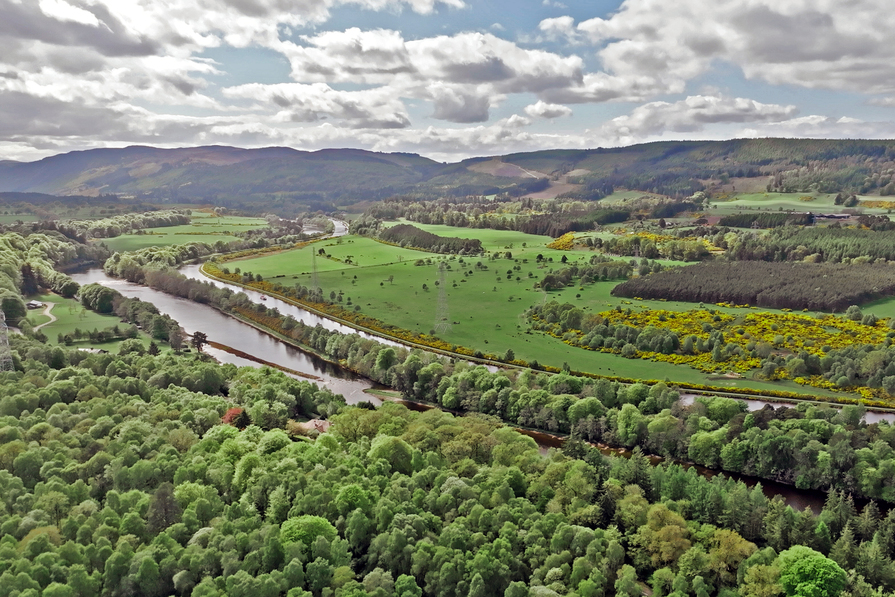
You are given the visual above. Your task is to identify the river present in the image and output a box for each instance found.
[177,264,403,349]
[680,394,895,425]
[69,269,383,406]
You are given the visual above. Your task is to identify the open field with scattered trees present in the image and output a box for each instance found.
[227,226,862,397]
[102,212,270,252]
[23,292,162,352]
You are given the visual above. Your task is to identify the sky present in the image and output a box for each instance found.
[4,0,895,163]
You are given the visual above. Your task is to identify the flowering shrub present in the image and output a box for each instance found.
[528,300,895,402]
[546,232,575,250]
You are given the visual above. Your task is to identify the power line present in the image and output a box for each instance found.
[434,262,451,334]
[311,248,320,299]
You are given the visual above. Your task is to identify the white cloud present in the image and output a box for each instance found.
[223,82,411,128]
[275,28,414,84]
[273,29,586,122]
[504,114,531,128]
[567,0,895,96]
[524,100,572,119]
[598,95,798,143]
[279,29,584,91]
[537,16,576,41]
[4,0,895,161]
[739,115,895,140]
[38,0,101,27]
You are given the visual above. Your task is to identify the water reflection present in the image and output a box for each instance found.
[69,269,381,405]
[179,264,404,348]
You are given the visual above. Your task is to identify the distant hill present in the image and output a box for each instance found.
[491,138,895,199]
[2,139,895,213]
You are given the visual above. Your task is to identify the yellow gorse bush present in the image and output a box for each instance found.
[532,304,893,399]
[546,232,575,250]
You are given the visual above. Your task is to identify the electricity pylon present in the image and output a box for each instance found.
[434,262,451,334]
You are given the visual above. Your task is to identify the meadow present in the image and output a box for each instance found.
[101,212,269,253]
[709,191,893,215]
[231,224,846,396]
[25,292,159,352]
[0,214,40,224]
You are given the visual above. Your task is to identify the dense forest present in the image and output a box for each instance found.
[725,228,895,264]
[378,224,484,255]
[717,214,814,229]
[4,328,895,597]
[611,262,895,312]
[360,199,630,238]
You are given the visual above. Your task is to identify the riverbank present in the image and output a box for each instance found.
[75,266,894,509]
[196,259,895,412]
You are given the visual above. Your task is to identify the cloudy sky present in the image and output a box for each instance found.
[4,0,895,163]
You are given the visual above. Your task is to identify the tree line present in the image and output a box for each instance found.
[378,224,484,255]
[67,209,192,239]
[359,198,631,238]
[725,227,895,264]
[611,261,895,312]
[0,231,108,323]
[717,214,814,229]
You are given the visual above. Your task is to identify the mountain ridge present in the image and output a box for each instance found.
[3,139,895,211]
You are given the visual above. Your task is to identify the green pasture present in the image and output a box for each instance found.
[383,220,584,262]
[233,236,428,278]
[24,293,157,352]
[709,192,893,216]
[233,226,848,395]
[307,256,837,395]
[102,212,269,253]
[0,214,40,224]
[860,297,895,320]
[710,192,834,213]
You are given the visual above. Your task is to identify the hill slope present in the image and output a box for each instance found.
[3,139,895,211]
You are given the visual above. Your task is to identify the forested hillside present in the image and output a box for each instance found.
[5,139,895,214]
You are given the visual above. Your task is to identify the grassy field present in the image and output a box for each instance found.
[25,293,160,352]
[709,192,893,215]
[0,214,40,224]
[231,225,848,396]
[102,212,269,253]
